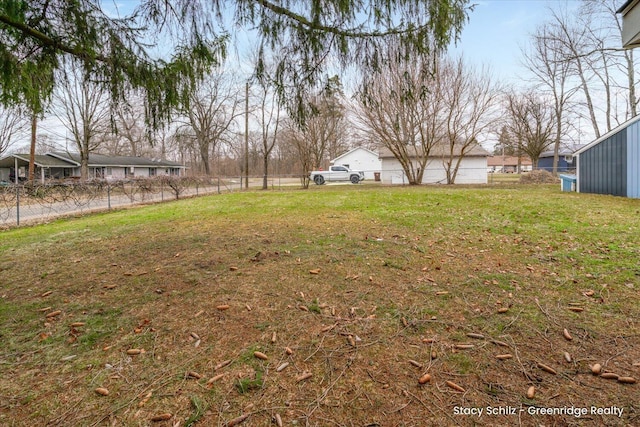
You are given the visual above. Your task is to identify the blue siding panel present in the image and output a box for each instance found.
[628,121,640,198]
[579,130,627,197]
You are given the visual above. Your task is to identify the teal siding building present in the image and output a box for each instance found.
[575,117,640,198]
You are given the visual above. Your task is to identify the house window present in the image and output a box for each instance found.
[149,168,157,176]
[106,167,112,175]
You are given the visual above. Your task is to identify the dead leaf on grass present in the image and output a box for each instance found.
[527,386,535,399]
[95,387,109,396]
[225,413,249,426]
[418,373,431,384]
[296,372,313,382]
[150,413,172,422]
[537,363,557,375]
[254,351,268,360]
[138,391,152,407]
[214,359,232,370]
[495,354,513,360]
[445,380,465,392]
[408,359,423,368]
[207,374,225,386]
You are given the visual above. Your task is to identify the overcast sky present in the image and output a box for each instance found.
[452,0,584,83]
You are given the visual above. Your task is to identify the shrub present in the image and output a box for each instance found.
[519,170,559,184]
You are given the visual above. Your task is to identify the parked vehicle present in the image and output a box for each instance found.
[309,165,365,185]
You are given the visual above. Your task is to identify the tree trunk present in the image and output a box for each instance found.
[262,154,268,190]
[627,49,637,118]
[576,57,600,138]
[200,142,211,175]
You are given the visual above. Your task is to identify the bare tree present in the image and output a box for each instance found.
[357,51,444,185]
[543,9,600,139]
[178,72,242,175]
[281,80,349,188]
[114,100,148,157]
[280,120,314,188]
[53,63,110,180]
[440,58,500,184]
[583,0,637,120]
[504,91,556,168]
[0,106,27,156]
[523,24,578,175]
[253,66,282,189]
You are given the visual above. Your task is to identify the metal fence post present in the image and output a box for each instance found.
[107,185,111,210]
[16,185,20,226]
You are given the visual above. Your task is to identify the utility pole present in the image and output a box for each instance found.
[244,82,249,189]
[28,114,37,182]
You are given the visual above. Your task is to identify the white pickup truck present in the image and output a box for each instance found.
[309,165,365,185]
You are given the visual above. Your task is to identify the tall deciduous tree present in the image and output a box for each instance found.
[357,49,445,185]
[254,74,282,190]
[440,57,499,184]
[53,63,109,180]
[504,91,555,168]
[523,23,577,175]
[177,73,242,175]
[283,81,348,188]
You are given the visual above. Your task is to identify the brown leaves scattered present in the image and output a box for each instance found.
[94,387,109,396]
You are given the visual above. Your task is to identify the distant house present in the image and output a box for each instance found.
[574,116,640,198]
[330,147,381,181]
[537,148,580,173]
[379,144,490,184]
[487,156,532,173]
[0,152,185,183]
[617,0,640,48]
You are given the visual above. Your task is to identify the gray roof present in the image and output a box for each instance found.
[0,154,76,168]
[49,152,184,168]
[378,143,490,159]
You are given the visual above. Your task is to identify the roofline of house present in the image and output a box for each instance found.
[46,152,81,166]
[331,147,379,163]
[574,114,640,156]
[617,0,638,14]
[378,152,489,159]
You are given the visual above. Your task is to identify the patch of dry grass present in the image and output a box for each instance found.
[1,184,639,426]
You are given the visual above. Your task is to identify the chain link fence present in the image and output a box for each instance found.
[0,175,307,227]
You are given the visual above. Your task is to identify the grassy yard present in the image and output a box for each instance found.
[1,184,639,426]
